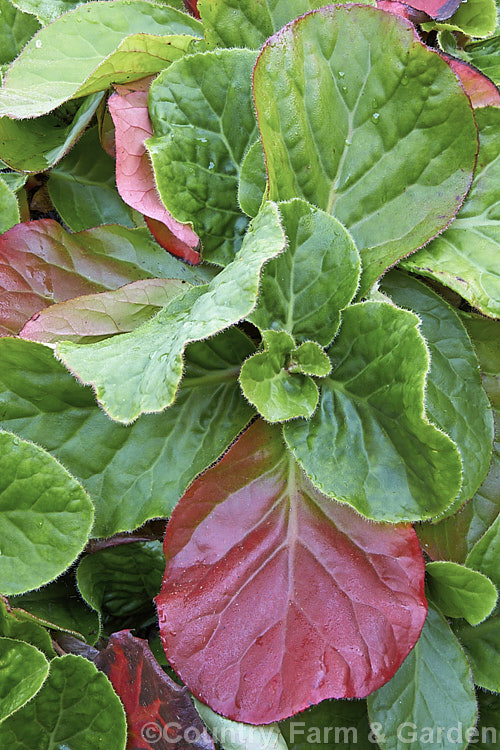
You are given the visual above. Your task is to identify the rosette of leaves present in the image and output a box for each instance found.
[0,0,499,747]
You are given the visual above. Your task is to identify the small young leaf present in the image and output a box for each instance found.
[250,200,360,346]
[0,175,19,234]
[253,5,477,294]
[0,654,127,748]
[239,330,321,422]
[77,541,165,629]
[147,49,258,265]
[95,630,214,750]
[57,202,285,423]
[156,420,427,723]
[402,107,500,319]
[109,79,200,264]
[0,333,255,538]
[47,127,134,231]
[426,560,497,625]
[20,278,190,344]
[0,94,102,173]
[367,603,477,750]
[284,302,462,523]
[0,1,203,118]
[0,637,49,722]
[0,431,94,595]
[466,514,500,589]
[381,271,493,514]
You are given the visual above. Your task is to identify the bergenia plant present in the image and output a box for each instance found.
[0,0,499,747]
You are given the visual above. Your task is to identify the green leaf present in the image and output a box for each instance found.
[47,127,133,231]
[292,342,332,377]
[0,94,103,172]
[426,560,497,625]
[0,431,94,595]
[467,514,500,590]
[194,697,288,750]
[0,637,49,722]
[13,0,186,24]
[402,106,500,319]
[0,334,255,538]
[76,541,165,630]
[238,140,267,218]
[367,603,477,750]
[253,4,477,295]
[9,575,99,645]
[284,302,462,523]
[239,330,322,422]
[474,691,500,749]
[280,698,372,750]
[381,271,493,513]
[147,48,258,265]
[57,201,285,423]
[250,200,360,346]
[0,174,19,233]
[198,0,375,49]
[417,312,500,562]
[0,0,40,68]
[0,171,27,192]
[0,0,203,118]
[20,278,190,344]
[454,616,500,692]
[465,36,500,87]
[422,0,498,38]
[0,599,55,659]
[0,654,127,749]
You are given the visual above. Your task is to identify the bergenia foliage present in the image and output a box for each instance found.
[0,0,499,747]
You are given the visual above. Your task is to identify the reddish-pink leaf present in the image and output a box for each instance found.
[182,0,200,19]
[109,81,200,264]
[377,0,462,20]
[20,278,188,343]
[442,54,500,109]
[156,420,427,725]
[376,0,431,24]
[0,220,160,336]
[145,217,200,266]
[95,631,215,750]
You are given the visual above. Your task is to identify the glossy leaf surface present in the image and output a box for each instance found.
[250,199,360,346]
[21,278,190,344]
[426,561,497,625]
[367,603,477,750]
[0,654,127,748]
[0,431,93,595]
[0,637,49,722]
[147,49,258,265]
[381,271,493,513]
[402,106,500,318]
[57,202,285,422]
[0,1,203,118]
[109,80,200,264]
[441,55,500,109]
[95,630,214,750]
[284,302,462,522]
[156,420,427,723]
[253,5,477,294]
[0,333,254,537]
[48,126,134,232]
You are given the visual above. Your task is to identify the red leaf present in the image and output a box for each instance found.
[442,54,500,109]
[376,0,432,24]
[377,0,462,20]
[182,0,200,19]
[95,631,215,750]
[109,81,200,264]
[155,421,427,724]
[0,220,157,336]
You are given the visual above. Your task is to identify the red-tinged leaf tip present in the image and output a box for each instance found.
[183,0,200,19]
[145,217,201,265]
[441,54,500,108]
[155,421,428,724]
[108,86,200,263]
[389,0,462,20]
[95,631,215,750]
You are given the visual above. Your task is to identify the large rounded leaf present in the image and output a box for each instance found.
[0,431,94,595]
[156,420,427,724]
[253,4,477,294]
[0,637,49,722]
